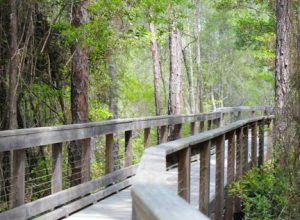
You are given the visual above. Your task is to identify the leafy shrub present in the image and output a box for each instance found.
[229,162,291,219]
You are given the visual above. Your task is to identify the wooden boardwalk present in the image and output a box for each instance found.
[66,133,268,220]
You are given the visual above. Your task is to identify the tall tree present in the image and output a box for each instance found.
[149,8,162,117]
[69,0,90,186]
[168,17,183,140]
[7,0,18,130]
[275,0,292,114]
[195,0,203,113]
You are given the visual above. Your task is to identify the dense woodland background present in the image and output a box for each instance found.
[2,0,300,218]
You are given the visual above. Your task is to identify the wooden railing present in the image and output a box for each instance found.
[0,106,272,219]
[132,112,274,220]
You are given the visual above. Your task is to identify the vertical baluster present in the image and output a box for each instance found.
[230,112,234,123]
[52,143,62,193]
[10,149,25,207]
[243,125,249,172]
[234,127,243,213]
[178,147,191,202]
[199,141,210,215]
[190,122,197,135]
[125,130,133,167]
[173,124,182,140]
[207,120,212,130]
[251,110,256,117]
[215,134,225,220]
[224,131,236,220]
[266,119,273,161]
[251,122,258,167]
[159,125,168,143]
[200,121,205,132]
[105,134,114,174]
[144,128,151,149]
[237,111,241,120]
[82,138,91,182]
[258,121,265,166]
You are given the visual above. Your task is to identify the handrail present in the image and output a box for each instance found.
[131,115,274,220]
[0,106,272,219]
[0,106,271,151]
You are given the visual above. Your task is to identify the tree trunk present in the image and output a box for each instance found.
[149,12,162,117]
[69,0,90,186]
[168,18,183,140]
[194,0,203,113]
[182,45,196,114]
[275,0,291,114]
[7,0,18,130]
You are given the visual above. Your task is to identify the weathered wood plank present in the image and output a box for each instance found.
[0,112,224,152]
[144,128,151,148]
[243,125,249,172]
[199,141,210,215]
[190,122,197,135]
[258,121,265,166]
[178,147,190,202]
[125,130,133,167]
[224,131,236,220]
[234,127,243,213]
[35,179,132,220]
[215,134,225,220]
[52,143,62,194]
[10,149,25,208]
[105,134,114,174]
[159,125,168,144]
[0,166,136,220]
[266,119,273,161]
[82,138,91,182]
[251,122,258,167]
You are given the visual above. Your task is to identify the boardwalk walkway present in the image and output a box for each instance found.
[67,132,268,220]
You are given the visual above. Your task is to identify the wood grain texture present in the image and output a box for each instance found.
[105,134,114,174]
[199,141,210,215]
[224,131,236,220]
[215,134,225,220]
[52,143,62,194]
[10,149,25,208]
[251,122,258,167]
[178,147,191,202]
[125,130,133,167]
[0,166,136,220]
[144,128,151,148]
[259,121,265,166]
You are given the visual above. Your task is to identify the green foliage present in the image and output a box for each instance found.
[229,162,290,219]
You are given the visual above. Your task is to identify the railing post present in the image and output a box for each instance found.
[173,124,182,140]
[159,125,168,143]
[220,113,225,127]
[199,141,210,215]
[251,122,258,167]
[230,112,234,123]
[224,131,236,220]
[105,134,114,174]
[207,120,212,130]
[234,127,243,213]
[215,134,225,220]
[10,149,25,208]
[82,138,91,182]
[190,122,197,135]
[144,128,151,149]
[200,121,205,132]
[178,147,191,202]
[52,143,62,193]
[237,111,241,120]
[243,125,249,172]
[258,120,265,166]
[125,130,133,167]
[266,119,273,161]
